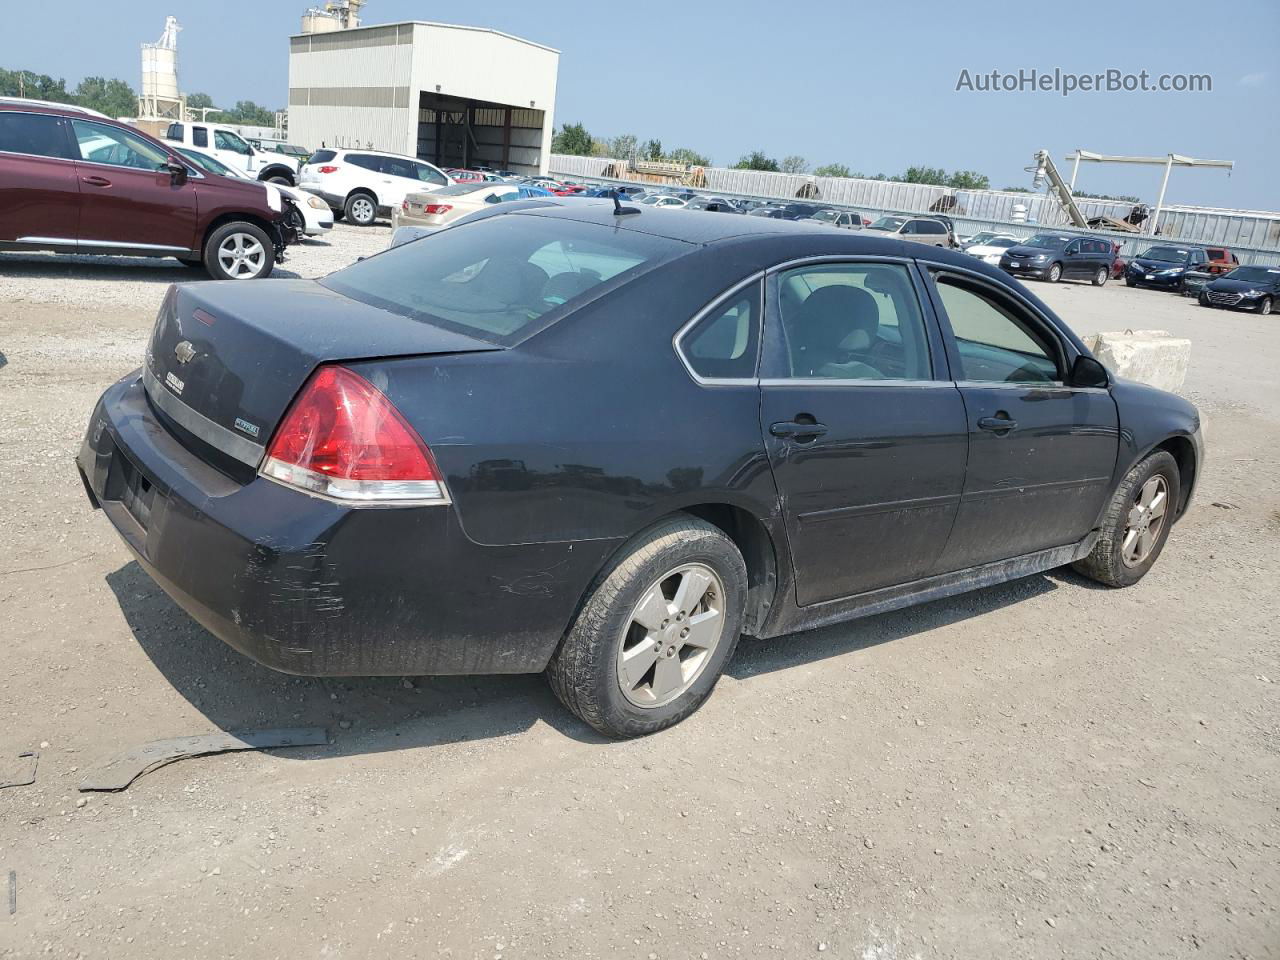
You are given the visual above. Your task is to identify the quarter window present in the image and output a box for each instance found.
[0,112,72,159]
[681,281,761,380]
[773,263,932,381]
[70,119,169,170]
[933,277,1060,383]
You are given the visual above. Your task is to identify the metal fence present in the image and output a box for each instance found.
[548,154,1280,257]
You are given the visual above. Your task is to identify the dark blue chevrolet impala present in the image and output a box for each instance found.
[78,201,1204,737]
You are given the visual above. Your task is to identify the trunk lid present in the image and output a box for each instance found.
[144,279,499,471]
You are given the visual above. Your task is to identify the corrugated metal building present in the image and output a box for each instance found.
[288,21,559,174]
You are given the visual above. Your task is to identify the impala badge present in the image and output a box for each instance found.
[175,340,197,364]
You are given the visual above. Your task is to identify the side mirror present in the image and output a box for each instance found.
[166,157,187,184]
[1070,354,1109,389]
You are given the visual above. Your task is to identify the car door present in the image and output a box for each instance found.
[0,110,81,246]
[212,129,255,175]
[68,118,198,253]
[923,267,1119,570]
[759,258,969,605]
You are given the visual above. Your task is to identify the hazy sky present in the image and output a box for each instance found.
[6,0,1277,209]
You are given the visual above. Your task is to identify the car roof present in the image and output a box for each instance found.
[0,97,110,119]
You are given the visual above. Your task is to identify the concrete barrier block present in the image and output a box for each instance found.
[1085,329,1190,394]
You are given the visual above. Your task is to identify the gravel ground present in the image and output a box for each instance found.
[1,229,1277,960]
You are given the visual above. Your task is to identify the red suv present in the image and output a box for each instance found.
[0,99,291,280]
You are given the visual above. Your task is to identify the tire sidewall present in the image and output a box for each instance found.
[559,522,747,737]
[1261,297,1273,316]
[203,222,275,281]
[1093,267,1108,286]
[1093,451,1181,587]
[1047,263,1062,283]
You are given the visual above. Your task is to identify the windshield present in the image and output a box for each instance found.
[966,232,996,245]
[321,214,689,345]
[1224,266,1279,284]
[869,217,906,231]
[1139,246,1191,263]
[1024,234,1071,249]
[809,210,839,222]
[178,148,238,177]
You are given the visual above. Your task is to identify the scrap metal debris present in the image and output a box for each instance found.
[79,728,328,792]
[0,751,38,790]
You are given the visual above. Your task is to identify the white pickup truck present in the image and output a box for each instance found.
[163,122,302,186]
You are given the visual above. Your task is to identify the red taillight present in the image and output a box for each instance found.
[260,365,447,504]
[424,204,453,215]
[317,165,340,174]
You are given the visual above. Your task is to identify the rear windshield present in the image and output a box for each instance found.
[321,214,689,345]
[309,149,336,164]
[428,182,499,197]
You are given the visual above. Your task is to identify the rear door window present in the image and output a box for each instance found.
[771,262,933,380]
[321,214,689,344]
[192,126,208,148]
[0,112,72,159]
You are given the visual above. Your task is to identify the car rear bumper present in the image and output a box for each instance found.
[77,373,608,677]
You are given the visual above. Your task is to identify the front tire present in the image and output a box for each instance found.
[1073,451,1180,588]
[1092,266,1108,286]
[1260,296,1273,316]
[344,192,378,226]
[1125,276,1137,287]
[203,222,275,281]
[1046,263,1062,283]
[546,516,747,738]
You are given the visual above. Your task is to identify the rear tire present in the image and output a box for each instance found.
[1046,263,1062,283]
[546,516,747,738]
[344,192,378,226]
[202,221,275,281]
[1092,266,1108,286]
[1072,451,1180,588]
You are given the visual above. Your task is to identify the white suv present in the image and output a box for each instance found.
[299,149,452,226]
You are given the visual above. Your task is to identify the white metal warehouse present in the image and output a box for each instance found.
[287,20,559,174]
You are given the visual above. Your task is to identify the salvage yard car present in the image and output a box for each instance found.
[175,147,333,238]
[1198,264,1279,314]
[1125,244,1209,291]
[0,100,292,280]
[1000,233,1114,285]
[77,203,1203,738]
[392,181,556,231]
[299,148,453,225]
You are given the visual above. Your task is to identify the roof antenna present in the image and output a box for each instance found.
[611,188,640,216]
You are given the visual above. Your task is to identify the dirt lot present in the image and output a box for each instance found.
[1,227,1277,960]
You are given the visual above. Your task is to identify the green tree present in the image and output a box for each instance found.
[73,76,136,119]
[733,150,779,172]
[666,147,711,167]
[222,100,275,126]
[607,133,637,159]
[641,138,663,161]
[0,68,72,101]
[186,91,216,113]
[551,121,593,156]
[781,155,807,174]
[901,165,949,186]
[946,169,990,190]
[813,162,852,178]
[1002,186,1032,193]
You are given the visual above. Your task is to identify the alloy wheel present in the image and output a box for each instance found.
[217,233,266,279]
[1121,474,1169,567]
[351,197,375,223]
[615,563,726,708]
